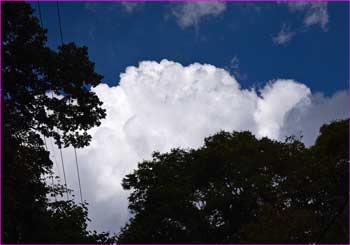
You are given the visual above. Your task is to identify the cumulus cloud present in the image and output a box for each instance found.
[172,2,226,29]
[273,23,296,45]
[47,60,348,234]
[254,80,311,139]
[281,90,348,146]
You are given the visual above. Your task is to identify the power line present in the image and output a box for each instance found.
[59,147,69,200]
[74,148,83,203]
[36,3,61,203]
[56,1,64,45]
[37,1,76,204]
[50,91,69,200]
[48,136,64,202]
[36,9,61,203]
[37,1,43,27]
[55,2,69,201]
[55,2,84,204]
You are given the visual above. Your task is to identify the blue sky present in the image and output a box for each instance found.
[32,2,348,95]
[30,2,349,233]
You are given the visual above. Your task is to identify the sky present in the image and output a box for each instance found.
[31,1,349,235]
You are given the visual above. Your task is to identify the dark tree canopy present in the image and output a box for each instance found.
[2,2,349,244]
[2,2,106,148]
[118,119,349,244]
[2,2,114,243]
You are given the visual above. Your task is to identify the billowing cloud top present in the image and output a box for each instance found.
[47,60,347,233]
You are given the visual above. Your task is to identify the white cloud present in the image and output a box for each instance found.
[254,79,311,139]
[281,90,348,146]
[172,2,226,29]
[272,2,329,45]
[47,60,348,234]
[84,2,144,14]
[229,56,240,70]
[287,2,329,30]
[121,2,144,13]
[273,23,296,45]
[227,55,248,80]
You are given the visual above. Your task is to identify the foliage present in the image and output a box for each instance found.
[118,120,349,243]
[2,2,105,148]
[2,2,115,243]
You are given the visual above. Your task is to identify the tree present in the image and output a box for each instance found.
[2,2,115,243]
[308,120,349,243]
[118,120,349,243]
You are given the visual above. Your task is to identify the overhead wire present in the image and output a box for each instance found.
[55,1,84,203]
[39,1,84,203]
[59,145,69,200]
[37,2,59,202]
[55,1,70,200]
[56,1,64,45]
[50,91,70,200]
[74,148,83,203]
[37,1,43,27]
[40,1,350,237]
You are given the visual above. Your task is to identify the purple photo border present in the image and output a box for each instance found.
[0,0,348,244]
[0,0,349,2]
[1,0,3,244]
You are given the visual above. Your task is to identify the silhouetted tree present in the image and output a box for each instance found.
[2,2,115,243]
[118,120,349,243]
